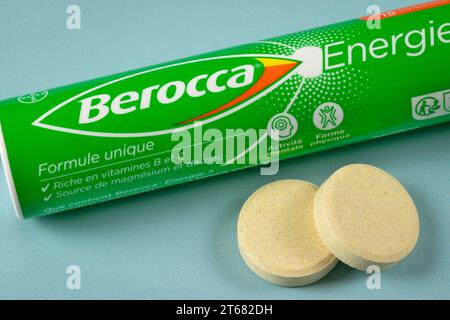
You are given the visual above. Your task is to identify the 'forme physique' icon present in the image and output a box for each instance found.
[313,102,344,130]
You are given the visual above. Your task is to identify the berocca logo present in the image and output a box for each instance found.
[33,55,301,137]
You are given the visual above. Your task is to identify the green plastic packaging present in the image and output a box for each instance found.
[1,0,449,219]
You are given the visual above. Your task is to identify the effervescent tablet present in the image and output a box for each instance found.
[237,180,338,286]
[313,164,420,271]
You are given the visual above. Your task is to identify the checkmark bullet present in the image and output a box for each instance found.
[44,194,53,202]
[41,183,50,192]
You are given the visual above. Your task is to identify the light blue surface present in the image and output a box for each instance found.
[0,0,449,299]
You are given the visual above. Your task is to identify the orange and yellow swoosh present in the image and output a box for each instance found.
[177,58,300,125]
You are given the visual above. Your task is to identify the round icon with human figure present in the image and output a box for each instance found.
[313,102,344,131]
[268,113,298,141]
[415,96,440,116]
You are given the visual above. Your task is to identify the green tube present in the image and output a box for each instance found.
[1,0,449,219]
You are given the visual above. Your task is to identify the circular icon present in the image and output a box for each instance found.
[414,96,440,116]
[313,102,344,131]
[17,91,48,104]
[268,113,298,141]
[290,46,324,78]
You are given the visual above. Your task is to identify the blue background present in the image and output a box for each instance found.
[0,0,449,299]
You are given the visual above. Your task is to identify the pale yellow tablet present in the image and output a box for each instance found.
[314,164,420,271]
[237,180,338,287]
